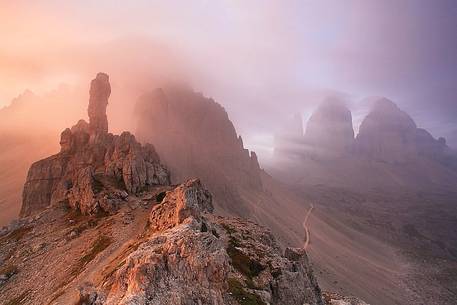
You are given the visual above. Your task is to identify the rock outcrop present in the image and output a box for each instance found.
[20,74,170,217]
[134,86,262,214]
[148,179,214,232]
[89,179,324,305]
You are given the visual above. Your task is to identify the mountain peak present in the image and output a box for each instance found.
[304,97,354,155]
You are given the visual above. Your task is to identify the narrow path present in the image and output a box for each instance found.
[303,204,314,250]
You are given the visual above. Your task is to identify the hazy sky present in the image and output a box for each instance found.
[1,1,457,154]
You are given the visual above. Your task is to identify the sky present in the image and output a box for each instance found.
[1,0,457,155]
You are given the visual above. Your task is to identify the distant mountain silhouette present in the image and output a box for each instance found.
[272,97,457,191]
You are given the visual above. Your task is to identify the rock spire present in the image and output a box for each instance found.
[21,73,170,217]
[88,72,111,133]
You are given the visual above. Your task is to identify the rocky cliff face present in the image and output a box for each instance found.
[134,86,262,214]
[20,73,170,217]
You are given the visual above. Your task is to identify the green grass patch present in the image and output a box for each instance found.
[222,222,265,281]
[227,240,264,279]
[227,278,266,305]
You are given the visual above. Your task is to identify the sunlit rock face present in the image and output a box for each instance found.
[304,98,355,158]
[134,86,262,214]
[88,72,111,134]
[21,73,170,217]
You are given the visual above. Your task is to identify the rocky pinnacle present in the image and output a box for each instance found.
[88,72,111,133]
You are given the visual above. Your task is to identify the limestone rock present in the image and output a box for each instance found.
[135,86,263,214]
[20,154,68,217]
[21,73,170,217]
[2,178,328,305]
[99,179,324,305]
[88,72,111,133]
[77,283,106,305]
[149,178,213,232]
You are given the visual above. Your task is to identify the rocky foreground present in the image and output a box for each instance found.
[1,177,367,305]
[1,177,324,305]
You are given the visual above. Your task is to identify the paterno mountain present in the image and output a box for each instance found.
[134,86,262,216]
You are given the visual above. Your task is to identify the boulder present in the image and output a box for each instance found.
[149,178,213,232]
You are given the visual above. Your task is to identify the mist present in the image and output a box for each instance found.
[2,3,457,305]
[2,0,457,160]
